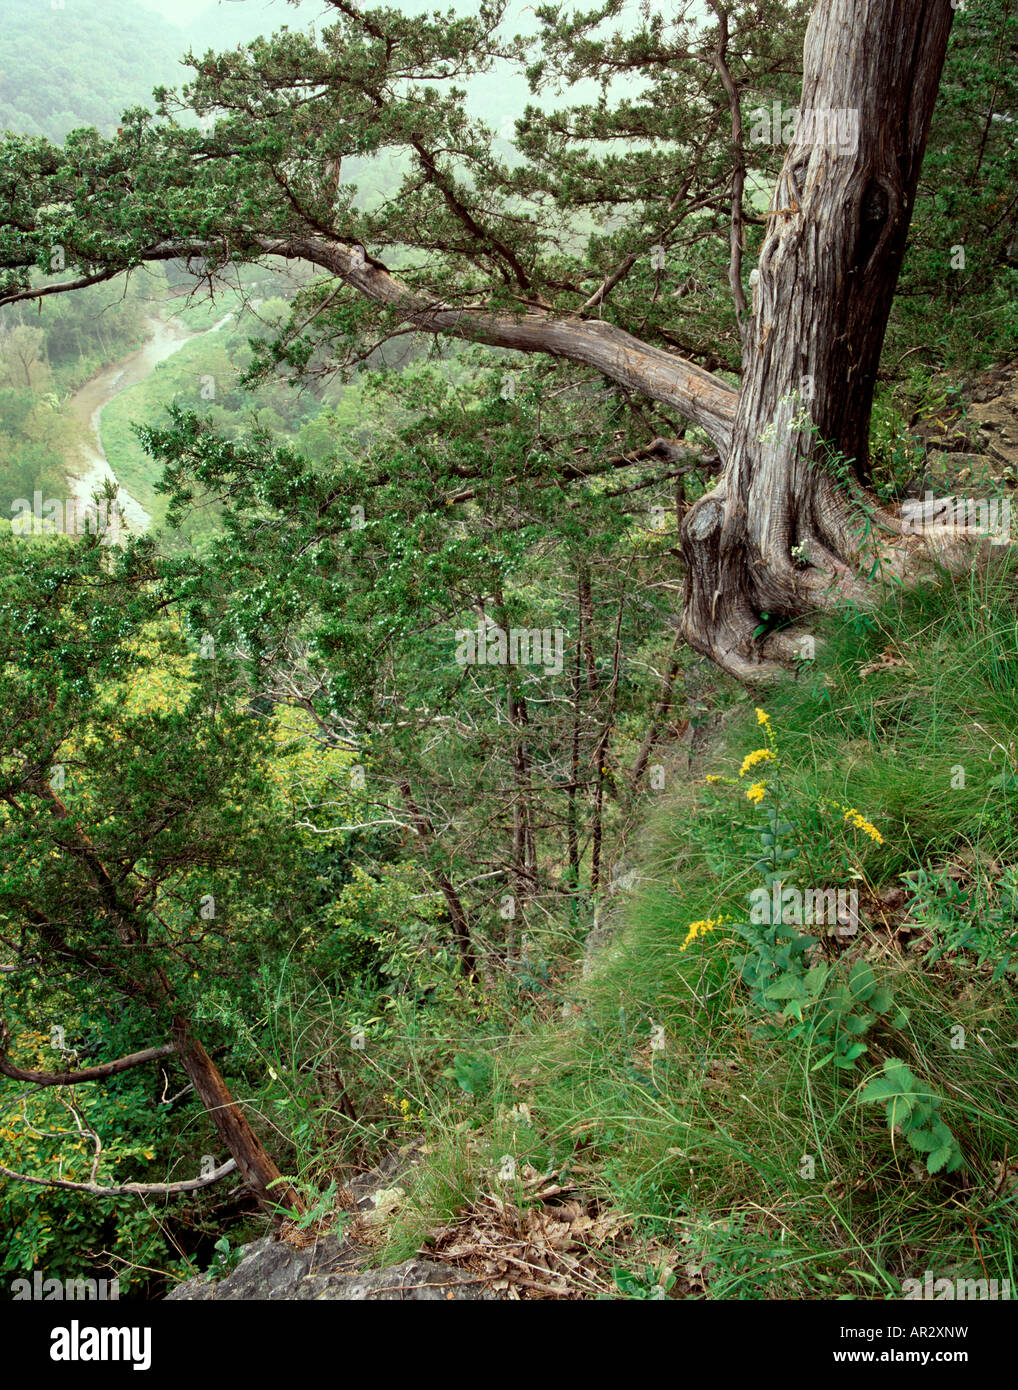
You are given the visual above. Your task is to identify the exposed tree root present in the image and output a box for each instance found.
[679,488,1013,685]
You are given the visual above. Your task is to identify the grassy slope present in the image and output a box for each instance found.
[378,561,1018,1298]
[98,306,254,546]
[99,335,226,521]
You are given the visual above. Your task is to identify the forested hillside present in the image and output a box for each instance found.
[0,0,337,143]
[0,0,185,142]
[1,0,1017,1339]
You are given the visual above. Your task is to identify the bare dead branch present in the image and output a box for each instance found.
[0,1157,238,1197]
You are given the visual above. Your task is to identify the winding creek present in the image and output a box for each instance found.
[66,312,232,534]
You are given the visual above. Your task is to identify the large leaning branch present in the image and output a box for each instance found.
[272,235,739,452]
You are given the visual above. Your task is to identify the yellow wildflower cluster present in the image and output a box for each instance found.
[841,807,884,845]
[383,1093,425,1126]
[739,747,776,777]
[704,710,778,801]
[680,915,729,952]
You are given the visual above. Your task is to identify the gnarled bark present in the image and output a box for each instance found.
[680,0,955,679]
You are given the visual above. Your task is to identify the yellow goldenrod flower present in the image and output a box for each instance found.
[756,708,770,726]
[705,774,722,784]
[680,915,729,951]
[739,747,776,777]
[745,782,767,804]
[842,807,884,845]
